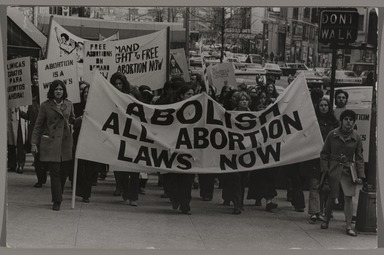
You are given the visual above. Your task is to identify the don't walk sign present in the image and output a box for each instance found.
[319,8,359,44]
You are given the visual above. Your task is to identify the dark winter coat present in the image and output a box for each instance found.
[31,99,75,162]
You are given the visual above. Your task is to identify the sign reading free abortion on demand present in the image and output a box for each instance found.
[75,72,324,174]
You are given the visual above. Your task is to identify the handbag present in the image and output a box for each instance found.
[349,163,358,183]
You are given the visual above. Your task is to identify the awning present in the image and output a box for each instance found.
[7,7,47,50]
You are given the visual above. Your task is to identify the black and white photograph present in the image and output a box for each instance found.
[0,0,383,253]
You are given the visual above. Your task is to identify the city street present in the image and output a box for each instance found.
[5,154,377,249]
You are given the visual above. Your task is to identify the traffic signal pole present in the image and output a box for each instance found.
[329,45,337,106]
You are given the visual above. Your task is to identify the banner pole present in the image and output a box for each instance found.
[71,158,78,209]
[45,15,54,60]
[166,26,170,82]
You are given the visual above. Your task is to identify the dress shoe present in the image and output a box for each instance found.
[160,193,169,198]
[346,228,357,237]
[113,190,122,196]
[16,167,23,174]
[82,198,90,203]
[232,209,242,215]
[129,200,138,206]
[52,202,61,211]
[320,221,329,229]
[223,200,230,206]
[171,201,180,210]
[33,183,43,188]
[266,202,278,212]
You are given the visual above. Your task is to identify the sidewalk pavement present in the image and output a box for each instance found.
[5,154,377,250]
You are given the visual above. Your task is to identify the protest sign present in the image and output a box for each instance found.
[83,29,167,91]
[350,108,371,162]
[76,72,323,174]
[37,55,80,104]
[7,57,32,108]
[46,18,87,76]
[47,18,87,63]
[207,62,236,94]
[170,48,190,82]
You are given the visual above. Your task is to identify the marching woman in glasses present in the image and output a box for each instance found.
[319,110,365,236]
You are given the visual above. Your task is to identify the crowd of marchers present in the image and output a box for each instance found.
[7,58,366,238]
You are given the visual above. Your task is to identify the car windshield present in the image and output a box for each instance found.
[342,71,358,77]
[251,55,262,64]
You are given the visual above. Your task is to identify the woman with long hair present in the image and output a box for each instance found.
[169,84,196,215]
[72,83,102,203]
[31,80,76,211]
[221,91,251,215]
[304,98,339,223]
[265,83,279,103]
[109,72,141,206]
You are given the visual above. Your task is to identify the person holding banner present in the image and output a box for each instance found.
[72,82,101,203]
[109,72,141,206]
[247,89,278,212]
[302,98,339,223]
[168,84,196,215]
[31,80,76,211]
[221,91,252,215]
[320,110,365,237]
[218,85,234,106]
[19,73,47,187]
[154,81,180,198]
[265,83,279,103]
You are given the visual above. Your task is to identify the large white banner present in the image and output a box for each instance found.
[83,29,167,90]
[37,55,80,104]
[76,72,323,174]
[7,57,32,108]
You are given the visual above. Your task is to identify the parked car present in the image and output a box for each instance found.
[233,53,247,62]
[313,67,330,77]
[203,55,220,66]
[264,63,282,80]
[224,57,240,63]
[189,54,202,67]
[280,63,309,76]
[346,62,374,76]
[244,54,263,69]
[323,70,363,88]
[294,70,324,90]
[360,70,374,85]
